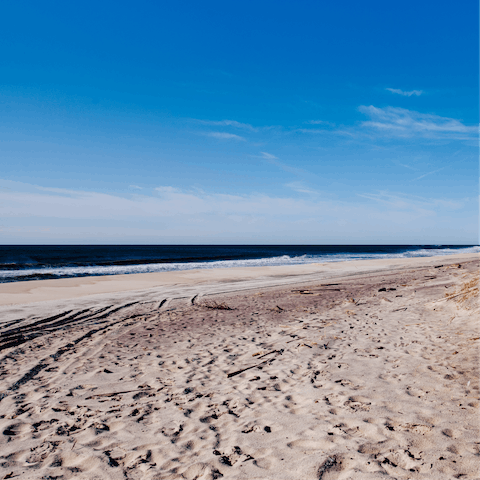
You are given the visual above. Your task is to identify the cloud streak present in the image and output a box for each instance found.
[357,190,464,212]
[358,106,478,141]
[304,120,334,126]
[204,132,246,141]
[0,180,475,243]
[413,167,446,181]
[386,88,423,97]
[296,128,354,137]
[259,152,278,159]
[258,152,311,177]
[285,181,319,195]
[1,181,463,220]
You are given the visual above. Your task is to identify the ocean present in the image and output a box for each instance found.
[0,245,478,283]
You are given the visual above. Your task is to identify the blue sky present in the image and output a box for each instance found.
[1,0,478,244]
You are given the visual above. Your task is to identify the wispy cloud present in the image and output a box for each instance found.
[358,190,463,211]
[155,186,181,194]
[359,106,478,141]
[257,152,311,177]
[260,152,278,159]
[197,119,257,131]
[296,128,354,137]
[0,179,475,243]
[395,162,418,171]
[386,88,423,97]
[413,167,446,181]
[129,185,142,190]
[304,120,334,126]
[204,132,246,141]
[285,181,319,195]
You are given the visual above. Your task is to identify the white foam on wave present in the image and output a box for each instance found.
[0,246,478,281]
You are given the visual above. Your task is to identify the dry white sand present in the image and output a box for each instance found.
[0,253,478,479]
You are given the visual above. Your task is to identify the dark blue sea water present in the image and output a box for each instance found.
[0,245,478,283]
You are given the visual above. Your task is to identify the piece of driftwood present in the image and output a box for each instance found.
[86,387,153,399]
[286,336,305,344]
[257,348,284,359]
[227,359,269,378]
[392,307,407,312]
[227,351,283,378]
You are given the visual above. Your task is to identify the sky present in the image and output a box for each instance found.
[0,0,478,244]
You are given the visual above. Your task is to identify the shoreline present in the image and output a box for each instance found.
[0,252,477,309]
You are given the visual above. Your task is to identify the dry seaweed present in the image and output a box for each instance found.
[200,301,234,310]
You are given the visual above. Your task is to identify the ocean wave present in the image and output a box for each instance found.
[0,246,478,283]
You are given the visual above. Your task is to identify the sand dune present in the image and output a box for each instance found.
[0,254,478,479]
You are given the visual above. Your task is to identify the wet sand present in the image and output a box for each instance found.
[0,253,478,479]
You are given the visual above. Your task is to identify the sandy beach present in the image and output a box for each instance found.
[0,253,478,479]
